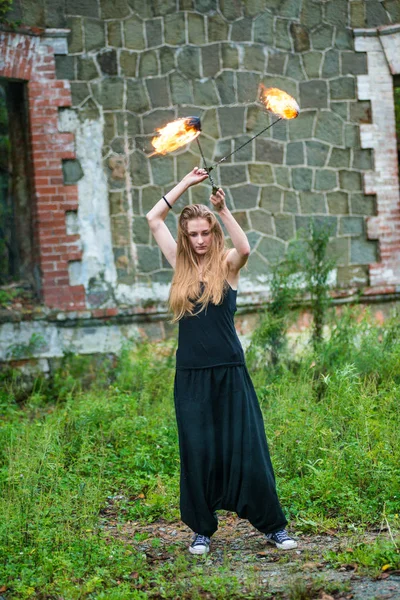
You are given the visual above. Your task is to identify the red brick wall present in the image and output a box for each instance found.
[0,29,85,310]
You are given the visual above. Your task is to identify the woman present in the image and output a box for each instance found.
[146,167,297,555]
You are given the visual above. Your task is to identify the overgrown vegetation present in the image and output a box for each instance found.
[1,308,400,597]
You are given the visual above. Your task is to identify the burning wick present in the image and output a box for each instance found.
[258,85,300,120]
[150,116,201,156]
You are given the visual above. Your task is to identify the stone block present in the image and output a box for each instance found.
[327,191,349,215]
[133,216,150,244]
[142,109,175,134]
[327,237,349,266]
[328,148,350,168]
[55,56,75,80]
[151,156,174,186]
[325,0,348,26]
[335,28,353,50]
[350,1,365,28]
[193,79,218,106]
[67,16,84,54]
[292,168,313,191]
[336,265,368,287]
[110,138,124,154]
[66,0,98,17]
[221,44,239,70]
[365,0,390,27]
[92,77,124,110]
[350,193,375,216]
[137,245,161,272]
[120,51,138,77]
[208,14,229,41]
[103,113,115,144]
[286,54,306,81]
[237,72,260,104]
[331,102,348,120]
[275,166,291,188]
[62,159,84,184]
[124,16,145,50]
[275,18,292,51]
[340,216,364,236]
[190,184,213,206]
[330,77,356,100]
[300,80,328,109]
[245,251,270,278]
[267,52,286,75]
[111,215,131,247]
[177,46,201,79]
[160,47,176,74]
[77,56,98,80]
[164,13,186,45]
[177,152,201,180]
[219,165,247,186]
[286,141,304,166]
[231,185,260,209]
[342,52,367,76]
[254,11,273,44]
[214,139,232,163]
[219,0,242,20]
[231,17,253,42]
[302,52,322,78]
[260,186,282,213]
[288,111,316,141]
[305,141,330,167]
[283,191,298,213]
[351,147,374,173]
[202,45,221,78]
[350,101,371,124]
[188,13,206,44]
[344,124,360,148]
[273,122,287,144]
[139,50,158,77]
[98,50,118,76]
[296,215,337,237]
[322,49,340,78]
[246,231,261,250]
[84,18,105,52]
[384,0,400,22]
[249,210,274,235]
[248,164,274,184]
[290,23,310,53]
[218,107,245,136]
[275,214,295,241]
[145,18,163,48]
[350,238,377,264]
[315,111,343,145]
[244,0,267,17]
[127,80,150,113]
[107,22,122,47]
[215,71,237,104]
[130,151,150,186]
[109,191,128,216]
[243,46,266,72]
[258,235,286,264]
[100,0,129,19]
[246,105,270,135]
[79,98,100,120]
[339,170,362,191]
[46,0,67,26]
[255,139,284,164]
[233,136,253,162]
[146,77,170,109]
[279,0,301,18]
[261,75,296,98]
[311,24,334,50]
[315,169,337,191]
[142,185,163,214]
[300,192,326,213]
[201,109,219,138]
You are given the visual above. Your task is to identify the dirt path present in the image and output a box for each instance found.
[103,511,400,599]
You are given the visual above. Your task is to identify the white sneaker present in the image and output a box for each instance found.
[265,529,298,550]
[189,533,210,555]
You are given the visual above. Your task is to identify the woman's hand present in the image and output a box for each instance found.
[210,188,226,212]
[183,167,209,187]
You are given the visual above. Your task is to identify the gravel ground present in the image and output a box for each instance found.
[102,508,400,599]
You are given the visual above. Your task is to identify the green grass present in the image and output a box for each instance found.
[0,308,400,597]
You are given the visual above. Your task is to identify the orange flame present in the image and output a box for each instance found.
[150,116,201,155]
[258,85,299,119]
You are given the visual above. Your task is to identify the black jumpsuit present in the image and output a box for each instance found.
[173,281,288,538]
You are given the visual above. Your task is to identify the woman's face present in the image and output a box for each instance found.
[186,218,213,257]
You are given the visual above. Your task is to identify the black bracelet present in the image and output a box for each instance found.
[163,195,172,210]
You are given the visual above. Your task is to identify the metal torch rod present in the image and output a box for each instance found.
[195,137,219,195]
[209,116,283,170]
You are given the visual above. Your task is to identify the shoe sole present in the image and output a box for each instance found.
[189,546,210,555]
[265,539,298,550]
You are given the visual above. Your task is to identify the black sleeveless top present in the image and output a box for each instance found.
[175,281,245,370]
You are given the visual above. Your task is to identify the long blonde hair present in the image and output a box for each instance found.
[168,204,230,323]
